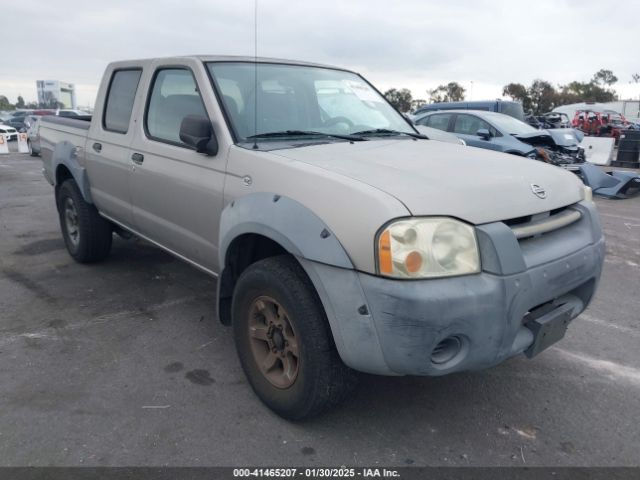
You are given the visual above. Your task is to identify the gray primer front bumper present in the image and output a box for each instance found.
[301,201,605,376]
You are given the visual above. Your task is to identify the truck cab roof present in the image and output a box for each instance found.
[107,55,354,72]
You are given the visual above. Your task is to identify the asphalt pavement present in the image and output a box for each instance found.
[0,151,638,467]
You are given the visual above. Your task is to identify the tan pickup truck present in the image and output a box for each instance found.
[39,56,605,419]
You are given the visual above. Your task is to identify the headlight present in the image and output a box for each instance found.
[377,217,481,279]
[583,185,593,202]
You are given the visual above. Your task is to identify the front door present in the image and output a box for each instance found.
[128,66,226,272]
[451,113,502,151]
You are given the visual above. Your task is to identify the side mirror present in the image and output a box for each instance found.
[179,115,218,156]
[476,128,491,140]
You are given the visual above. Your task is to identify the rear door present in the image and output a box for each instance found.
[85,66,143,228]
[128,60,227,272]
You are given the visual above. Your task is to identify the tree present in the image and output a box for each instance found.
[0,95,13,110]
[502,83,531,111]
[16,96,25,109]
[592,69,618,87]
[502,69,619,114]
[528,79,557,114]
[411,98,426,112]
[428,82,466,103]
[557,80,616,104]
[631,74,640,101]
[384,88,413,112]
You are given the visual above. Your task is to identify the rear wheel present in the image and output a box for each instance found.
[57,179,112,263]
[28,140,37,156]
[232,255,355,420]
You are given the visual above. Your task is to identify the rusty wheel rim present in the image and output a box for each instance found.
[248,296,300,389]
[63,197,80,247]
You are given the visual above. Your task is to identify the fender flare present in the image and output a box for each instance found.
[217,192,368,367]
[218,193,353,270]
[51,140,93,204]
[217,192,354,324]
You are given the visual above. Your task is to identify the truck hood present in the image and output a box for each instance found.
[270,139,584,224]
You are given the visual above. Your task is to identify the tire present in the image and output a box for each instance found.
[232,255,356,420]
[56,179,112,263]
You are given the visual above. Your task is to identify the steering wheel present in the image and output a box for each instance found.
[323,116,354,128]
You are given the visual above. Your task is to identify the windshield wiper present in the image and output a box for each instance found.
[351,128,428,139]
[246,130,366,141]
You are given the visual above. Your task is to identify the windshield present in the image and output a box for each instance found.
[206,62,414,141]
[485,112,538,135]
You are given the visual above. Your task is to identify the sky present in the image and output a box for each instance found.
[1,0,638,108]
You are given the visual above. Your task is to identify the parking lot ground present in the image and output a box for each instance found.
[0,152,639,467]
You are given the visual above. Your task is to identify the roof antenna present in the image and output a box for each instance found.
[252,0,259,150]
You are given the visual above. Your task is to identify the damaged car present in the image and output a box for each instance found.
[414,109,640,199]
[413,110,585,165]
[525,112,572,130]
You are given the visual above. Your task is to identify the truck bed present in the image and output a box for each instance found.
[39,115,92,186]
[40,115,92,130]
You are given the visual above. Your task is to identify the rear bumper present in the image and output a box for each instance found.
[302,201,605,376]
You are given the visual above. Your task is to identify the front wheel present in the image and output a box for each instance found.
[56,179,113,263]
[232,255,355,420]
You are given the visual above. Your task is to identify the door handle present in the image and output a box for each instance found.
[92,142,102,153]
[131,152,144,164]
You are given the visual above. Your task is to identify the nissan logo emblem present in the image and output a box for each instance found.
[531,184,546,199]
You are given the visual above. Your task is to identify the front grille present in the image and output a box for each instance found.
[503,204,581,240]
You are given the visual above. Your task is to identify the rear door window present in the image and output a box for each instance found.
[103,69,142,133]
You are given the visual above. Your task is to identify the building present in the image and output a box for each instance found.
[603,100,640,119]
[36,80,77,109]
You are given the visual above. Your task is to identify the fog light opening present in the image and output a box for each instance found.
[431,336,463,365]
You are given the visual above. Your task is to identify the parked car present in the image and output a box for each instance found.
[572,110,628,141]
[57,109,90,117]
[39,55,604,419]
[4,116,27,132]
[627,118,640,130]
[9,110,33,119]
[0,124,18,141]
[0,111,13,123]
[526,112,571,130]
[413,109,584,163]
[413,100,525,121]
